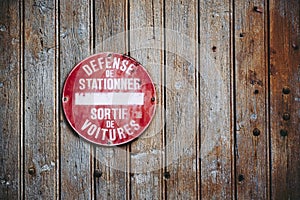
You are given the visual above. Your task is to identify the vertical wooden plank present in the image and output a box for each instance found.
[94,0,128,199]
[199,0,234,199]
[59,0,93,199]
[24,0,58,198]
[129,0,164,199]
[234,0,269,199]
[165,0,199,199]
[270,0,300,199]
[0,0,21,199]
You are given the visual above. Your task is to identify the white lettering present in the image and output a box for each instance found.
[90,59,98,72]
[107,79,113,90]
[113,57,120,69]
[120,60,128,71]
[78,78,141,90]
[130,120,140,130]
[105,57,112,68]
[81,119,92,130]
[109,129,116,141]
[83,65,93,76]
[126,63,135,75]
[80,119,140,142]
[102,128,108,140]
[97,57,104,69]
[87,124,97,136]
[124,124,133,135]
[81,55,141,76]
[117,127,126,139]
[91,108,128,120]
[90,108,97,120]
[79,79,85,90]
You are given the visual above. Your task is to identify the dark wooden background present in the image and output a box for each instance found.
[0,0,299,199]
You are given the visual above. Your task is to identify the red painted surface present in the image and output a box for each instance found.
[62,52,156,146]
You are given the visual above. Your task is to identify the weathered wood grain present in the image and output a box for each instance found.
[94,0,128,199]
[270,0,300,199]
[129,0,164,199]
[1,0,300,199]
[23,0,58,199]
[165,0,199,199]
[59,0,93,199]
[0,0,21,199]
[234,0,269,199]
[199,0,234,199]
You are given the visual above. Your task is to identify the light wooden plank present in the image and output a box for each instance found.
[59,0,93,199]
[199,0,234,199]
[234,0,269,199]
[23,0,58,198]
[270,0,300,199]
[165,0,199,199]
[0,0,21,199]
[129,0,164,199]
[93,0,128,199]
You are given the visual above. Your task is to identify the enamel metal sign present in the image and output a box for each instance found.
[62,52,156,146]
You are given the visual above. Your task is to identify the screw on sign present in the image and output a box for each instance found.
[62,52,156,146]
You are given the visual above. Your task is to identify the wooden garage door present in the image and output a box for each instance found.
[0,0,299,199]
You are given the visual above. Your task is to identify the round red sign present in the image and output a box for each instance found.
[62,52,156,146]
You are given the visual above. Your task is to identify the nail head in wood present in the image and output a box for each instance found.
[212,46,217,52]
[280,129,288,137]
[164,172,170,179]
[238,174,245,182]
[94,170,102,178]
[292,43,299,50]
[253,128,260,136]
[253,6,263,13]
[282,113,290,121]
[28,167,36,175]
[282,87,290,94]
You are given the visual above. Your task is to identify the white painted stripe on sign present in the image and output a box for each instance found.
[75,92,144,105]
